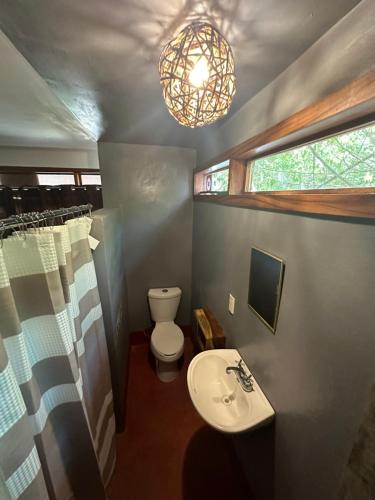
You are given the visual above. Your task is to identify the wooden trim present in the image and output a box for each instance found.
[193,70,375,219]
[228,159,246,195]
[247,113,375,162]
[196,69,375,172]
[74,172,82,186]
[194,171,205,195]
[194,189,375,219]
[245,187,375,195]
[0,166,99,188]
[0,166,99,174]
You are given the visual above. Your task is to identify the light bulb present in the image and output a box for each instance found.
[189,58,209,88]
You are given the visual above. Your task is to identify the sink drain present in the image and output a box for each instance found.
[222,395,234,406]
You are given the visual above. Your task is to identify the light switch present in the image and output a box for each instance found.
[228,294,235,315]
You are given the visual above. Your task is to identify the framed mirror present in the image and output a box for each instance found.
[248,247,285,334]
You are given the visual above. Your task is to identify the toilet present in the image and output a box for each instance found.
[148,287,184,382]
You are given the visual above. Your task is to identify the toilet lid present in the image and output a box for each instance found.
[151,323,184,356]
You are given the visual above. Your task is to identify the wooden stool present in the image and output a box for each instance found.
[193,308,226,351]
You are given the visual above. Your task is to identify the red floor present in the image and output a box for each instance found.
[107,338,252,500]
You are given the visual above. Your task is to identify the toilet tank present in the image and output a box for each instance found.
[148,287,182,322]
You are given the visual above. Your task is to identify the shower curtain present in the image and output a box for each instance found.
[0,217,115,499]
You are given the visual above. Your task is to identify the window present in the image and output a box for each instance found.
[205,168,229,192]
[81,174,102,185]
[194,70,375,218]
[195,160,230,194]
[248,124,375,192]
[37,173,75,185]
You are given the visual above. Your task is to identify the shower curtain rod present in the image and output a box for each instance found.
[0,203,93,232]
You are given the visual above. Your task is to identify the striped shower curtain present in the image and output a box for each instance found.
[0,217,115,499]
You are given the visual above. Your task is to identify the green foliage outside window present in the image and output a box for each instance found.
[250,124,375,191]
[211,169,229,191]
[205,169,229,192]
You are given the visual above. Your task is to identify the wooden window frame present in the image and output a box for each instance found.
[0,166,100,187]
[194,69,375,219]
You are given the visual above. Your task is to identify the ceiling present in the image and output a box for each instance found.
[0,31,95,149]
[0,0,362,149]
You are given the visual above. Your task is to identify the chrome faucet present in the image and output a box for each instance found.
[226,360,254,392]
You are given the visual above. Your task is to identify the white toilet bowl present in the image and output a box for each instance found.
[148,287,184,382]
[151,322,184,382]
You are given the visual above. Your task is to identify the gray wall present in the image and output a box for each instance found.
[191,4,375,496]
[0,146,99,169]
[338,384,375,499]
[192,202,375,500]
[99,143,195,332]
[196,0,375,164]
[91,209,128,430]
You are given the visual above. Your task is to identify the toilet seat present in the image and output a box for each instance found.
[151,322,184,362]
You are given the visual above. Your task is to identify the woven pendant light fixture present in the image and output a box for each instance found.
[159,22,236,128]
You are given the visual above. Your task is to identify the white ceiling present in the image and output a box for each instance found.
[0,0,362,149]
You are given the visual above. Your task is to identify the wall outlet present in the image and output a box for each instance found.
[228,293,235,315]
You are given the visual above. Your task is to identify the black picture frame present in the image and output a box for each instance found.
[248,247,285,334]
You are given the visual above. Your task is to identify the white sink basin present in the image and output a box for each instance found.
[187,349,274,433]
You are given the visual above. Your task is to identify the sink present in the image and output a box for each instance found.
[187,349,274,433]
